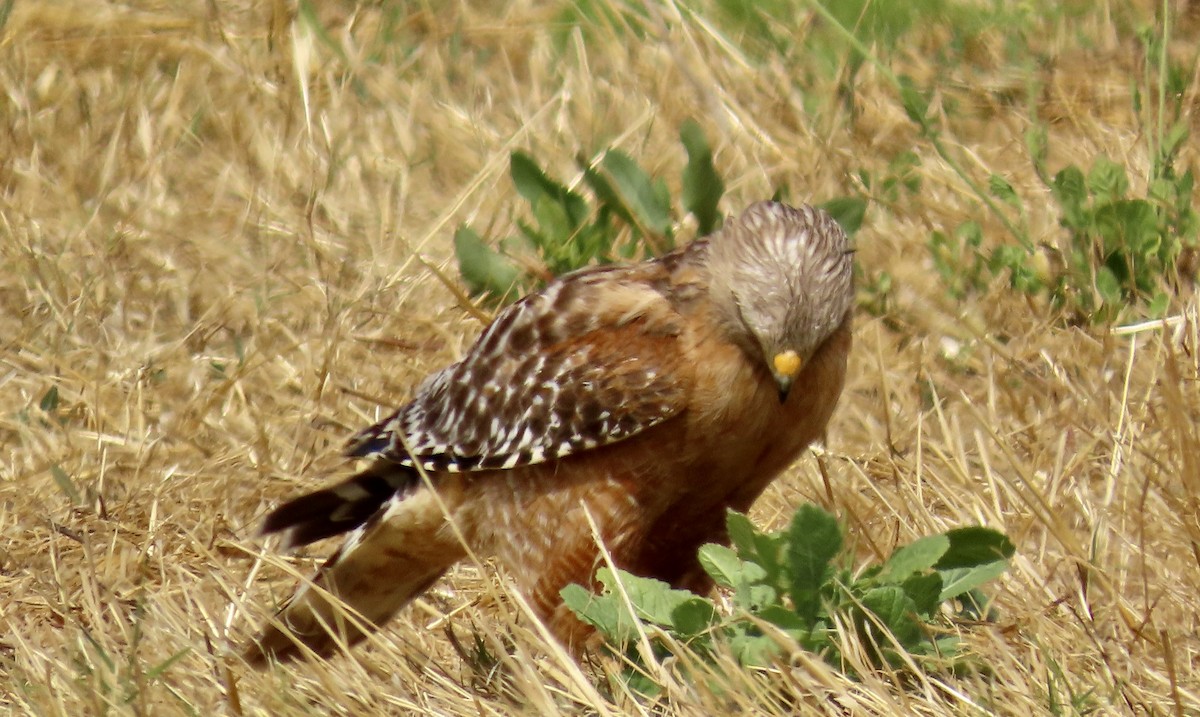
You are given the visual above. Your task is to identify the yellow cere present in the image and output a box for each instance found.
[772,350,802,377]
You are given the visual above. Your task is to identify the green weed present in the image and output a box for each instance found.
[562,504,1013,692]
[928,18,1198,323]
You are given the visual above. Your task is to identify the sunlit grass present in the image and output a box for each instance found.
[1,1,1197,714]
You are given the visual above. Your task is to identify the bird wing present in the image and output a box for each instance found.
[345,264,695,473]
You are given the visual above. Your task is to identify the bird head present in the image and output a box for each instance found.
[707,201,855,402]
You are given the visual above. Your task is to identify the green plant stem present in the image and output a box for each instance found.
[1156,0,1169,169]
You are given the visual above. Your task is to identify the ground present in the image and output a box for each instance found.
[2,1,1197,715]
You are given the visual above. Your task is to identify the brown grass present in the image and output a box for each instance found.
[2,1,1198,714]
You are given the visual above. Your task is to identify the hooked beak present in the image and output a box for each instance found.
[772,350,802,403]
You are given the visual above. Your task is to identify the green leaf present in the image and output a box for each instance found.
[1095,266,1124,312]
[1148,291,1170,317]
[744,583,779,611]
[600,150,672,237]
[580,159,637,228]
[531,196,575,258]
[510,151,551,202]
[679,119,724,236]
[786,504,842,622]
[726,510,788,596]
[726,510,758,557]
[597,568,698,630]
[935,526,1015,569]
[729,632,781,667]
[897,75,930,127]
[860,586,922,649]
[819,196,867,236]
[900,572,943,616]
[40,386,60,413]
[1160,120,1189,166]
[561,582,632,643]
[699,543,765,588]
[1086,156,1129,204]
[510,152,588,227]
[938,559,1009,601]
[989,174,1020,208]
[1051,166,1087,226]
[670,597,718,637]
[882,534,949,580]
[453,226,521,300]
[756,603,811,635]
[1095,199,1158,257]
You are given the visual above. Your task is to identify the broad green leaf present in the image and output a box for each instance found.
[932,635,962,658]
[1051,166,1087,226]
[1086,156,1129,203]
[561,583,625,642]
[699,543,765,588]
[900,572,943,616]
[680,119,724,235]
[510,152,587,226]
[670,597,718,637]
[580,160,638,230]
[860,586,922,649]
[510,151,553,202]
[1095,199,1158,256]
[935,526,1016,569]
[725,510,788,595]
[820,196,867,236]
[598,568,696,629]
[785,504,842,622]
[937,559,1009,601]
[1148,292,1170,317]
[756,604,809,634]
[729,633,781,667]
[1099,264,1123,306]
[621,669,663,698]
[600,150,672,236]
[453,226,521,300]
[531,196,575,266]
[882,534,949,580]
[726,510,758,557]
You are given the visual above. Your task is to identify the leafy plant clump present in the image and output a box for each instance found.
[454,122,867,305]
[926,25,1198,324]
[454,120,726,305]
[562,504,1014,689]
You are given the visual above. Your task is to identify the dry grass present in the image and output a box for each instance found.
[2,1,1198,714]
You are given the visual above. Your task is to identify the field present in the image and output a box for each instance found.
[2,1,1199,714]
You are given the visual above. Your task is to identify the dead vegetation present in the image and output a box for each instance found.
[1,1,1198,714]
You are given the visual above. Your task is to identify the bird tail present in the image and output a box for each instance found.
[243,465,467,665]
[258,461,416,549]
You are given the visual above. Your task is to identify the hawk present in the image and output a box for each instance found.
[244,200,855,664]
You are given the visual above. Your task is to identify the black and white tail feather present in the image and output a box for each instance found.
[259,460,418,549]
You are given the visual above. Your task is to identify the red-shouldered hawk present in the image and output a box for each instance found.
[244,200,854,664]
